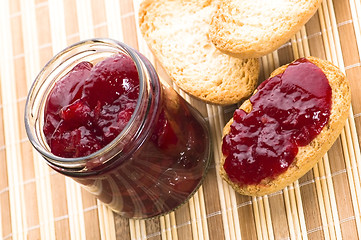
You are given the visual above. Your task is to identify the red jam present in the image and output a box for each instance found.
[222,58,332,185]
[42,52,209,218]
[43,54,139,158]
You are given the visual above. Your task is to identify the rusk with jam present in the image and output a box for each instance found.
[220,56,351,196]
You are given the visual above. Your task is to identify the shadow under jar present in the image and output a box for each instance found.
[25,38,211,219]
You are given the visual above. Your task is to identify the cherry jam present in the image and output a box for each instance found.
[222,58,332,185]
[25,39,211,219]
[43,54,139,158]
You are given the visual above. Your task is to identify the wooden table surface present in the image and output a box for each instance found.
[1,0,361,239]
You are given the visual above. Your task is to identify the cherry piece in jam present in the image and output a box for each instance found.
[222,58,332,185]
[43,54,139,158]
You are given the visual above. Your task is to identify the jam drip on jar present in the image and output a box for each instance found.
[222,58,332,185]
[43,54,140,158]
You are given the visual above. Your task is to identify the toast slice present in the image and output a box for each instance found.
[209,0,322,58]
[138,0,260,105]
[220,57,351,196]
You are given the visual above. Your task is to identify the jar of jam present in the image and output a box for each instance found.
[25,38,211,218]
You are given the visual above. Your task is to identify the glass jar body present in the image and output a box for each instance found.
[25,39,211,218]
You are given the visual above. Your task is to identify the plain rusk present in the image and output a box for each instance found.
[138,0,260,105]
[209,0,323,58]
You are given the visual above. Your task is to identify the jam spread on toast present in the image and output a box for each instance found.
[222,58,332,185]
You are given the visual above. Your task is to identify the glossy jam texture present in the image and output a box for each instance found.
[43,54,139,158]
[222,58,332,185]
[43,52,209,218]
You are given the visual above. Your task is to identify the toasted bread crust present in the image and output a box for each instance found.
[209,0,323,59]
[220,57,351,196]
[138,0,260,105]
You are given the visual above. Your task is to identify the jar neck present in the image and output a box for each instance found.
[25,39,161,176]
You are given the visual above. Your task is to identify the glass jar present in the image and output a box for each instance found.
[25,38,211,219]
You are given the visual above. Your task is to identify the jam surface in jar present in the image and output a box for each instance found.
[43,54,139,158]
[42,51,210,218]
[222,58,332,185]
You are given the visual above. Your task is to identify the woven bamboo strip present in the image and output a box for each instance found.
[321,2,338,63]
[97,201,106,240]
[206,104,231,240]
[293,181,308,240]
[229,188,242,240]
[159,216,167,240]
[252,197,264,240]
[193,192,205,239]
[296,32,304,57]
[65,181,86,239]
[300,27,311,57]
[344,120,361,216]
[291,36,300,59]
[0,0,27,239]
[326,0,344,67]
[322,154,342,239]
[261,56,270,79]
[22,0,56,239]
[289,186,302,239]
[104,0,124,40]
[129,218,137,239]
[340,129,361,238]
[257,197,269,240]
[321,155,341,239]
[75,0,94,39]
[283,188,296,239]
[134,219,141,239]
[272,51,280,68]
[198,186,209,240]
[140,220,147,240]
[170,212,179,240]
[317,158,337,239]
[263,196,274,240]
[132,0,154,62]
[349,0,361,61]
[97,201,115,240]
[266,53,275,71]
[317,6,332,61]
[0,203,2,239]
[217,141,236,239]
[165,214,174,240]
[313,164,330,239]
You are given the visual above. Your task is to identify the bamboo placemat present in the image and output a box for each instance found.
[1,0,361,239]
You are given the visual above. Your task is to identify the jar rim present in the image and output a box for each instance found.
[24,38,151,168]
